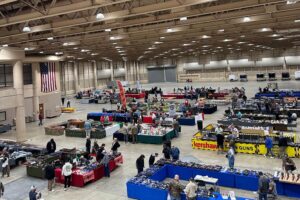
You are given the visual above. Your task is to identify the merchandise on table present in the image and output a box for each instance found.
[136,124,176,144]
[192,124,299,157]
[44,122,67,136]
[0,140,47,155]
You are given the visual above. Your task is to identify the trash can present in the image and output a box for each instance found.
[197,120,203,130]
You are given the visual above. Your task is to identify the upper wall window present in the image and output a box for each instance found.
[23,63,33,85]
[0,64,13,88]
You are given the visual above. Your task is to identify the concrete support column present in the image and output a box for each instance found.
[13,61,26,142]
[110,61,114,81]
[136,61,140,81]
[124,61,128,81]
[283,57,287,70]
[93,61,98,88]
[32,63,40,121]
[74,62,79,92]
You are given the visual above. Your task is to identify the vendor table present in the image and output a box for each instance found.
[162,93,185,99]
[105,123,121,136]
[125,93,145,99]
[178,117,195,126]
[255,91,300,99]
[87,112,131,123]
[55,155,123,187]
[65,128,106,139]
[137,130,175,144]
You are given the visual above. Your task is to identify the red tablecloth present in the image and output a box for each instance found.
[142,116,153,124]
[162,93,185,99]
[55,155,124,187]
[125,93,145,99]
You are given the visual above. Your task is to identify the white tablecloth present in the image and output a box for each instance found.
[105,124,121,136]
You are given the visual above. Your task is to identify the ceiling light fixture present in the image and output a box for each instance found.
[2,44,8,47]
[105,29,111,32]
[180,17,187,21]
[166,28,173,33]
[160,37,165,39]
[202,35,211,39]
[47,37,54,40]
[24,47,29,51]
[295,19,300,23]
[243,17,251,22]
[39,51,44,54]
[22,25,31,32]
[96,13,105,19]
[261,28,270,32]
[218,29,225,32]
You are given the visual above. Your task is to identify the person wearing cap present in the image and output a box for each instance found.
[184,178,197,200]
[258,172,269,200]
[168,175,184,200]
[29,186,41,200]
[136,154,145,174]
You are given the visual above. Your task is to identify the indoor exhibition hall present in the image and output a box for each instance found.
[1,0,300,200]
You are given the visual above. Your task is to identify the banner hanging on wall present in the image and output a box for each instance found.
[116,80,126,108]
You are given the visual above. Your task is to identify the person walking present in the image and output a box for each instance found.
[0,180,4,198]
[38,113,43,126]
[84,120,92,138]
[184,178,197,200]
[46,139,56,154]
[131,123,138,144]
[86,137,91,154]
[45,162,55,191]
[111,138,120,155]
[1,155,10,178]
[265,136,274,158]
[66,99,71,108]
[136,154,145,174]
[101,152,110,177]
[258,172,269,200]
[149,153,158,167]
[227,147,235,169]
[170,146,180,161]
[168,175,183,200]
[173,118,180,137]
[62,160,72,191]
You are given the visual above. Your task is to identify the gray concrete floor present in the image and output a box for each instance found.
[1,80,300,200]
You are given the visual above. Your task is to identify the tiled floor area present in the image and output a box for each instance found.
[1,81,300,200]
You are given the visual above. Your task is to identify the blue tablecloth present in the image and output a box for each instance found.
[255,91,300,99]
[87,112,131,122]
[178,117,195,126]
[235,174,258,191]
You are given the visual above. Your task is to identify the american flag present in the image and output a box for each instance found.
[40,62,57,93]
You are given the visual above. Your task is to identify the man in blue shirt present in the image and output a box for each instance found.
[265,135,274,158]
[84,120,92,138]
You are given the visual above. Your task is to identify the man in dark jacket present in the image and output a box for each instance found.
[136,154,145,174]
[45,162,55,191]
[111,138,120,155]
[96,144,105,162]
[162,145,171,159]
[258,172,269,200]
[86,137,91,154]
[46,139,56,154]
[29,186,41,200]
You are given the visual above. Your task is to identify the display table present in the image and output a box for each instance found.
[137,130,175,144]
[44,123,67,136]
[127,164,254,200]
[255,91,300,99]
[65,128,106,139]
[0,124,11,133]
[61,107,75,113]
[80,98,94,104]
[162,93,185,99]
[105,123,121,136]
[87,112,131,123]
[55,155,123,187]
[125,93,145,99]
[178,117,195,126]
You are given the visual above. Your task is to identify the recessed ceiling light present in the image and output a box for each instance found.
[183,43,191,46]
[218,29,225,32]
[202,45,209,48]
[24,47,29,51]
[96,13,105,19]
[112,43,117,45]
[91,53,99,56]
[154,41,163,44]
[63,42,69,46]
[2,44,8,47]
[261,28,272,32]
[47,37,54,40]
[55,52,63,55]
[276,37,287,40]
[295,19,300,23]
[248,43,254,46]
[243,17,251,22]
[223,39,232,42]
[237,41,246,44]
[110,36,116,40]
[22,25,31,32]
[180,17,187,21]
[73,47,78,50]
[105,29,111,32]
[39,51,44,54]
[217,46,222,49]
[240,35,245,38]
[166,28,173,33]
[271,34,280,37]
[192,41,196,43]
[202,35,211,39]
[160,37,165,39]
